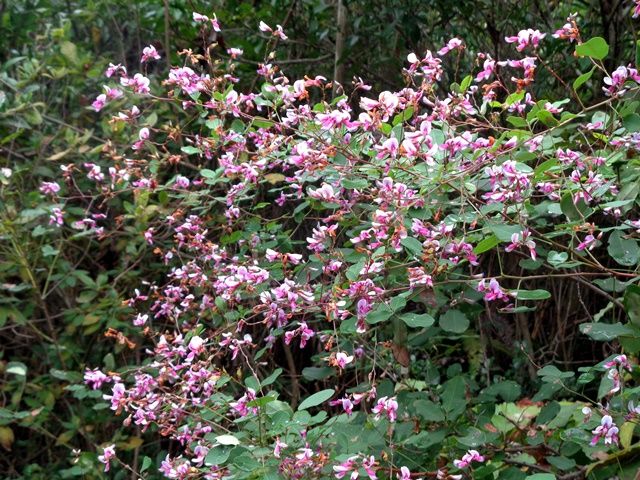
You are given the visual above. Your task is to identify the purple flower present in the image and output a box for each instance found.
[140,44,160,63]
[591,415,619,446]
[438,37,463,56]
[505,29,546,51]
[84,368,110,390]
[98,444,116,472]
[453,449,485,469]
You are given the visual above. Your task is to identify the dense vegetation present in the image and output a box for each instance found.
[2,1,640,479]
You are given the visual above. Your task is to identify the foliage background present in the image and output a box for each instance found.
[0,0,639,478]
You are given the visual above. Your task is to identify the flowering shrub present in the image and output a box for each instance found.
[26,3,640,479]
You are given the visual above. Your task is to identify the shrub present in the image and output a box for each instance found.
[25,5,640,479]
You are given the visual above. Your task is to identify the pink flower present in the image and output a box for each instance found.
[374,137,399,159]
[259,21,287,40]
[438,37,463,56]
[504,229,537,260]
[477,278,510,302]
[167,66,208,95]
[92,94,107,112]
[98,444,116,472]
[333,456,358,479]
[274,437,287,458]
[229,388,258,417]
[604,354,632,371]
[227,47,243,58]
[84,368,110,390]
[505,29,546,51]
[591,415,619,446]
[132,127,150,150]
[576,233,598,251]
[603,66,640,96]
[174,175,190,189]
[140,44,161,63]
[120,73,150,94]
[133,313,148,326]
[316,109,351,130]
[544,102,563,114]
[104,382,126,411]
[475,55,495,82]
[330,397,354,415]
[553,15,579,42]
[585,121,604,130]
[105,63,127,78]
[397,466,411,480]
[39,181,60,196]
[335,351,354,369]
[144,228,154,245]
[362,455,378,479]
[360,91,400,121]
[453,450,485,469]
[408,267,433,288]
[309,183,339,202]
[49,207,64,227]
[188,335,204,354]
[193,12,221,31]
[372,396,398,422]
[634,1,640,18]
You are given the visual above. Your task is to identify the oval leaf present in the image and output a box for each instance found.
[439,310,469,334]
[298,389,335,410]
[400,313,435,328]
[575,37,609,60]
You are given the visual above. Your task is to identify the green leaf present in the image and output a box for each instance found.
[414,400,444,422]
[513,289,551,301]
[6,362,27,377]
[401,237,424,256]
[298,389,335,410]
[624,285,640,326]
[573,67,595,91]
[366,305,394,324]
[341,178,369,190]
[181,146,202,155]
[457,427,487,448]
[575,37,609,60]
[481,381,522,402]
[607,231,639,266]
[215,434,240,445]
[59,41,79,65]
[459,75,473,93]
[623,113,640,133]
[547,251,568,267]
[346,258,365,281]
[537,365,574,381]
[526,474,556,480]
[489,223,522,242]
[560,194,591,221]
[141,456,153,472]
[205,445,232,466]
[537,109,558,127]
[252,117,274,129]
[400,313,435,328]
[439,310,469,333]
[261,368,282,387]
[389,295,407,312]
[507,116,528,128]
[367,296,406,324]
[302,367,335,381]
[474,235,499,254]
[620,421,636,449]
[579,322,634,341]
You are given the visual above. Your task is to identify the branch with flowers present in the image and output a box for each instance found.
[27,2,640,478]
